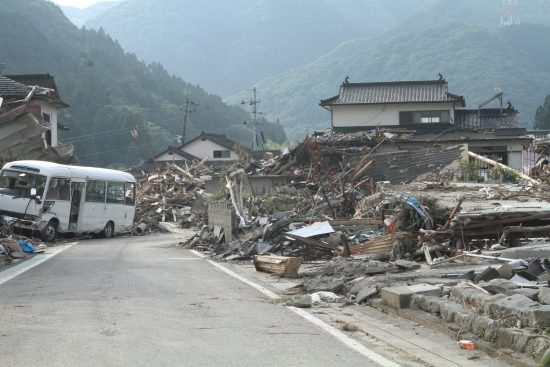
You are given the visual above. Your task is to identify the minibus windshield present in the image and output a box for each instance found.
[0,170,47,198]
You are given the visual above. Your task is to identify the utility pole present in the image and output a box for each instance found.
[181,89,194,145]
[242,87,261,151]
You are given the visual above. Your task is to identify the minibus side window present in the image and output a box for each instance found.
[85,180,106,203]
[125,182,136,206]
[106,181,125,204]
[46,178,71,200]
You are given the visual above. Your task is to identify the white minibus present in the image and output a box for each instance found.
[0,160,136,241]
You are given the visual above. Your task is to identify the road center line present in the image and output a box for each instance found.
[0,243,75,286]
[198,254,401,367]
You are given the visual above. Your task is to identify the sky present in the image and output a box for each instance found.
[50,0,111,9]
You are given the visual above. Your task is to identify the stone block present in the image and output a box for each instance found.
[485,294,541,327]
[479,278,519,294]
[508,288,539,301]
[455,311,476,331]
[528,305,550,328]
[356,286,378,303]
[380,284,440,309]
[394,259,421,271]
[411,294,443,315]
[450,285,491,312]
[290,295,312,308]
[439,301,466,322]
[527,337,550,361]
[539,287,550,305]
[495,327,538,352]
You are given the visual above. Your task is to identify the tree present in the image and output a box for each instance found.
[534,95,550,130]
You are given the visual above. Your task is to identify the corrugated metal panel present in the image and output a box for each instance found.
[366,145,464,184]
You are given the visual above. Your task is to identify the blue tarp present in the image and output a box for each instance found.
[18,240,36,254]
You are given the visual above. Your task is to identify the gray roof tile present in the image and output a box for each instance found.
[321,80,465,106]
[0,75,29,99]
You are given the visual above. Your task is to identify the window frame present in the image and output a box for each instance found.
[85,180,106,203]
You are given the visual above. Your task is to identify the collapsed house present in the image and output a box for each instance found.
[0,74,73,164]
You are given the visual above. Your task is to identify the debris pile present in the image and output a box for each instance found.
[175,130,550,363]
[132,161,209,233]
[0,222,45,268]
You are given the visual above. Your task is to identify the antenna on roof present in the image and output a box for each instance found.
[0,63,5,75]
[438,72,444,81]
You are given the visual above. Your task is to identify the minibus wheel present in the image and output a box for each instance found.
[40,220,58,242]
[101,221,114,239]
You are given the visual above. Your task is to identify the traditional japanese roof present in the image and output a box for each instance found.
[0,75,29,99]
[183,132,240,151]
[0,74,69,108]
[320,80,465,108]
[6,74,61,98]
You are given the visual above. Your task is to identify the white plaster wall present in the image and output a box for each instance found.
[181,138,238,161]
[154,151,188,162]
[331,102,455,127]
[37,101,58,147]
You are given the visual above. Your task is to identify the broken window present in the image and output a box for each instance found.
[213,150,231,158]
[0,170,47,198]
[85,180,106,203]
[42,113,51,123]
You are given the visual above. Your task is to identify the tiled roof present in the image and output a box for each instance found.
[320,80,465,107]
[0,75,29,99]
[6,74,60,97]
[184,132,241,151]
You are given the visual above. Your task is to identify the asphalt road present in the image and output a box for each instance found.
[0,233,396,367]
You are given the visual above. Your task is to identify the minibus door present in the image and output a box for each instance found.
[69,181,84,232]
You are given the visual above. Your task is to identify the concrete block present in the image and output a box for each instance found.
[380,284,440,309]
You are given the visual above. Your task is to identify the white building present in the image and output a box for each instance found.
[320,79,465,132]
[179,132,242,162]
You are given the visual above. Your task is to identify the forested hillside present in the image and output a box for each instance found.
[85,0,424,95]
[238,23,550,140]
[0,0,286,168]
[81,0,550,142]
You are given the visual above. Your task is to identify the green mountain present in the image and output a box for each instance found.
[239,22,550,140]
[0,0,286,168]
[85,0,424,95]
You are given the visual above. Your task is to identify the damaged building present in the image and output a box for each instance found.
[0,74,73,163]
